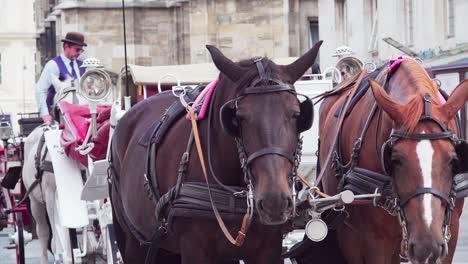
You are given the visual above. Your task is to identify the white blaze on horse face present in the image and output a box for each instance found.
[415,136,435,229]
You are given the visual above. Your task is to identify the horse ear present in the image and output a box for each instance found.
[440,80,468,122]
[369,79,405,126]
[206,45,243,82]
[285,40,323,82]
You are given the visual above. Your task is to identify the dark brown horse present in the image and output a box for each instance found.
[317,59,468,264]
[110,41,322,263]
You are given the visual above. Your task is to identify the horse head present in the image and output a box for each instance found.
[206,41,322,225]
[369,60,468,263]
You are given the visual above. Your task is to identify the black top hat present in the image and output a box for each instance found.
[61,32,87,47]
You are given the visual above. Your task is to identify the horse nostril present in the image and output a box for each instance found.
[258,199,265,211]
[408,243,416,258]
[286,197,293,210]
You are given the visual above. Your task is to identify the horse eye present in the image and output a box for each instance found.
[391,156,402,167]
[292,112,300,119]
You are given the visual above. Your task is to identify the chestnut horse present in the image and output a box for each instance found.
[317,59,468,263]
[109,41,322,263]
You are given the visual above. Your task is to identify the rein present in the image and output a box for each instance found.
[187,105,253,247]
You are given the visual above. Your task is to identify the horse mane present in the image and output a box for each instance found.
[393,59,440,132]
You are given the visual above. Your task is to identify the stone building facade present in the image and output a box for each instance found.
[34,0,468,76]
[34,0,320,74]
[319,0,468,68]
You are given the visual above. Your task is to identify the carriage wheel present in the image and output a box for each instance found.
[15,212,25,264]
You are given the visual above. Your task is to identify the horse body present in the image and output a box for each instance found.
[319,59,467,264]
[110,43,322,263]
[22,126,56,264]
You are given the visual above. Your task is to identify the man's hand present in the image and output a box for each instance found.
[42,115,52,123]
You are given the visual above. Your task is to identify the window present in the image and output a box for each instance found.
[309,19,320,64]
[446,0,455,38]
[0,53,2,85]
[335,0,348,45]
[406,0,414,46]
[367,0,378,55]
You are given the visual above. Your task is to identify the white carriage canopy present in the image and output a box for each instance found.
[120,57,303,86]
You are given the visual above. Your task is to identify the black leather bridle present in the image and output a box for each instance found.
[218,58,311,212]
[380,93,463,257]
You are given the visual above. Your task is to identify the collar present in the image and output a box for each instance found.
[60,54,73,65]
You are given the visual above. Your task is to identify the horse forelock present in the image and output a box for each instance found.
[388,60,440,132]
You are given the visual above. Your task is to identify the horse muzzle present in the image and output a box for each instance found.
[407,238,446,264]
[256,192,293,225]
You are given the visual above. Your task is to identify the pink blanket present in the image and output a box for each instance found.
[59,101,111,166]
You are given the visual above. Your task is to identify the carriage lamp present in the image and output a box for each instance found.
[79,68,112,102]
[79,68,111,138]
[0,120,12,141]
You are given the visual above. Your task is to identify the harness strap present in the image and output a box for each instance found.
[313,70,368,188]
[423,93,432,117]
[390,130,454,140]
[399,187,452,208]
[241,84,295,94]
[246,147,294,165]
[188,105,253,247]
[255,57,267,81]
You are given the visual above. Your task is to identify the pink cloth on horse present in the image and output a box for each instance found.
[186,79,219,120]
[58,101,111,166]
[387,55,446,105]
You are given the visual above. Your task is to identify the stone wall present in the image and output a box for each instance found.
[54,5,186,72]
[189,0,291,63]
[35,0,321,73]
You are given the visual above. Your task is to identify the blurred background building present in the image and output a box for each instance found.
[0,0,36,130]
[33,0,468,76]
[4,0,464,132]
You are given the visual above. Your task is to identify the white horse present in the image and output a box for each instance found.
[22,125,57,264]
[22,67,119,264]
[22,75,84,264]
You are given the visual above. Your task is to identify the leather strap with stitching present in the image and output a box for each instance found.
[188,106,252,247]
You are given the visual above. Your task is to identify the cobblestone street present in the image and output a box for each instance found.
[1,201,467,263]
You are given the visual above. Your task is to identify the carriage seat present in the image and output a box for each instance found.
[58,101,111,167]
